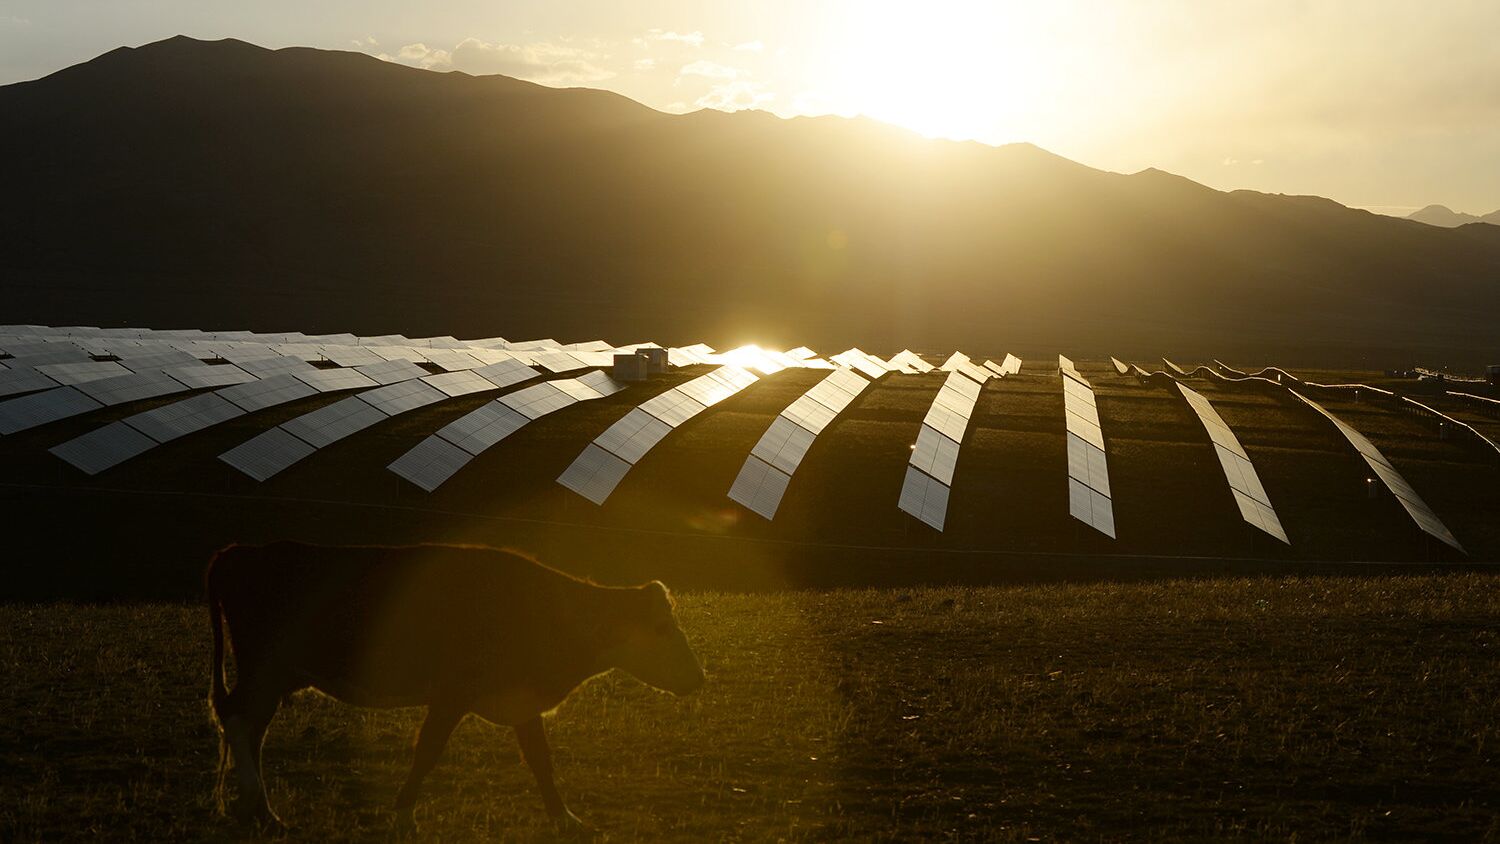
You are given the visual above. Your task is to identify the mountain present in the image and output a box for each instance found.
[1407,205,1500,228]
[3,36,1499,366]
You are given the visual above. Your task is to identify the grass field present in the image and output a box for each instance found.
[4,574,1499,841]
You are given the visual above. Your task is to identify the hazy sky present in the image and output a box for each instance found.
[3,1,1498,214]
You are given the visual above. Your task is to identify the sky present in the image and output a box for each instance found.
[3,0,1498,215]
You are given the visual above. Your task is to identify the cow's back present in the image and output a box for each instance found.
[209,542,596,706]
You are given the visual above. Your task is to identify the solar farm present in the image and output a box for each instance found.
[2,323,1496,600]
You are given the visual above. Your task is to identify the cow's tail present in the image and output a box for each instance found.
[206,546,233,813]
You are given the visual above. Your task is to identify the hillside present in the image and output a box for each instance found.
[3,36,1500,366]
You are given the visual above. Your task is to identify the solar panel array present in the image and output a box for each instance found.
[559,366,760,504]
[1176,383,1289,543]
[898,353,996,531]
[1290,390,1463,551]
[730,366,877,519]
[390,369,626,492]
[1060,356,1116,538]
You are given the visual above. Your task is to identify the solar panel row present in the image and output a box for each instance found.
[898,355,998,531]
[1175,383,1289,543]
[558,366,760,504]
[1060,356,1117,538]
[1290,390,1463,551]
[729,366,879,519]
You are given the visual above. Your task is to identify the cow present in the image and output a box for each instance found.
[205,541,705,831]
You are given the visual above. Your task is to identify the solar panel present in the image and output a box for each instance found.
[1290,390,1461,551]
[218,347,291,367]
[677,374,740,408]
[49,421,157,475]
[234,355,316,377]
[281,397,388,448]
[886,350,934,373]
[436,401,530,455]
[530,351,589,373]
[911,425,962,486]
[1111,357,1131,376]
[782,393,839,434]
[387,435,475,492]
[556,443,633,505]
[125,392,245,443]
[727,455,792,519]
[1066,433,1112,497]
[165,363,256,390]
[355,359,430,385]
[750,415,818,475]
[0,386,104,434]
[419,349,484,371]
[359,379,446,416]
[358,334,411,347]
[1068,478,1117,538]
[898,466,951,531]
[1001,354,1022,375]
[422,370,500,398]
[473,358,539,389]
[219,373,319,412]
[594,408,673,463]
[220,426,317,481]
[830,349,888,380]
[1061,364,1115,537]
[785,346,817,360]
[0,367,60,398]
[292,367,379,393]
[33,361,131,385]
[575,369,626,397]
[4,347,92,367]
[320,345,387,367]
[639,389,708,427]
[112,349,201,369]
[922,402,971,444]
[500,382,577,419]
[75,370,187,406]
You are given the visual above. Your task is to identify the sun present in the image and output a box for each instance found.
[809,3,1059,144]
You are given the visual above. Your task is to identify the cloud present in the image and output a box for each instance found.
[647,29,705,47]
[387,39,614,85]
[732,40,764,52]
[633,58,656,71]
[694,80,774,112]
[678,60,740,81]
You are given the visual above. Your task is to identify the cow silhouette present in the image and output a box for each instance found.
[206,541,705,830]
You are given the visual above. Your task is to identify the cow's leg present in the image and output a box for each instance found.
[515,716,581,827]
[223,686,284,829]
[393,702,466,828]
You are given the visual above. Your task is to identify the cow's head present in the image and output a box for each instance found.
[603,581,705,696]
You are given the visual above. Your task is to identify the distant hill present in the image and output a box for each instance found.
[3,36,1499,366]
[1407,205,1500,228]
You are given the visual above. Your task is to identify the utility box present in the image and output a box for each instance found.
[1488,364,1500,385]
[612,353,649,382]
[641,347,669,374]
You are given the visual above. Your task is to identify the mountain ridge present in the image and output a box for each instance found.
[1406,204,1500,228]
[3,36,1498,366]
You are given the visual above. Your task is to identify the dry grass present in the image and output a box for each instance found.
[4,574,1500,841]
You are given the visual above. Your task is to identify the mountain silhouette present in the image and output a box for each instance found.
[1407,205,1500,228]
[4,36,1498,365]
